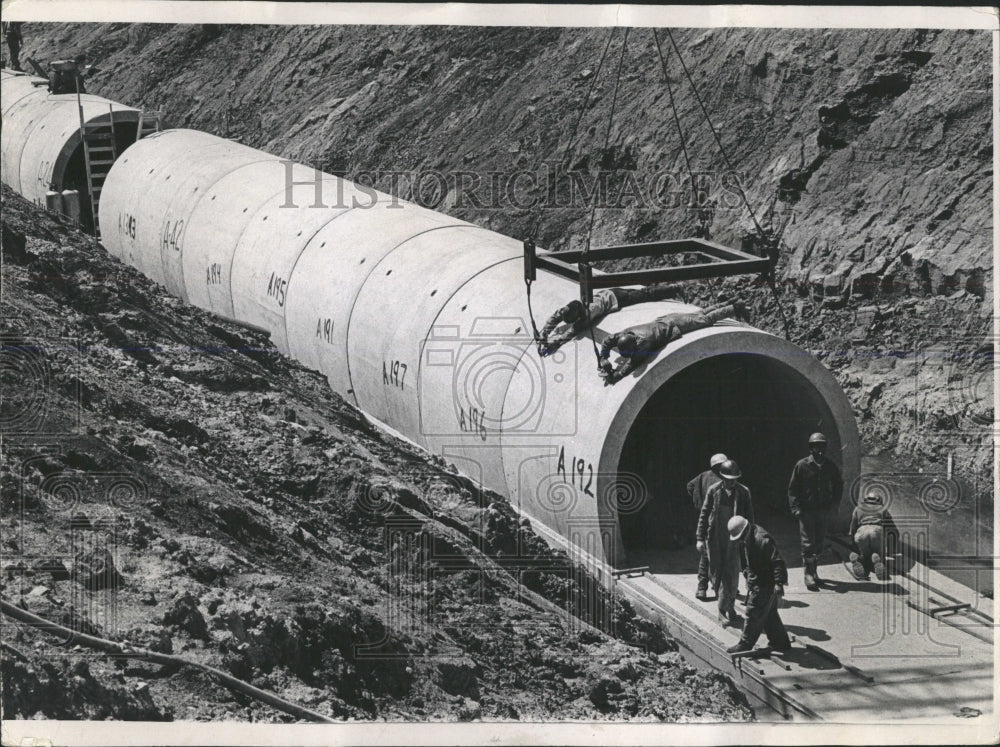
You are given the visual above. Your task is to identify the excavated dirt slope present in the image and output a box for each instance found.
[1,185,750,721]
[2,22,994,721]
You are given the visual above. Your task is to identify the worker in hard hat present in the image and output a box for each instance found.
[848,492,891,581]
[597,300,750,385]
[726,515,792,654]
[537,283,684,357]
[3,22,23,72]
[48,60,85,95]
[687,453,728,601]
[696,459,754,627]
[787,432,844,591]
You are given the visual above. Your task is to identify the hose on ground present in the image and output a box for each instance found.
[0,597,337,723]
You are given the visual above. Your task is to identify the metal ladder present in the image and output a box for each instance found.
[81,104,119,239]
[135,110,162,142]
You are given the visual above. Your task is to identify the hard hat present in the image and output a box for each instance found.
[617,332,639,354]
[808,432,828,445]
[710,453,728,469]
[728,515,750,541]
[719,459,741,479]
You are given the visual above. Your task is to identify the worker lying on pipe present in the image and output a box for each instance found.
[597,300,749,385]
[537,284,684,357]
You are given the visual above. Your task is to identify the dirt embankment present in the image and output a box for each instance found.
[1,185,751,721]
[18,22,994,481]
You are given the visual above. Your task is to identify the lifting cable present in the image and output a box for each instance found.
[525,29,619,348]
[661,28,768,242]
[661,28,795,340]
[579,27,631,368]
[652,30,698,214]
[0,598,336,723]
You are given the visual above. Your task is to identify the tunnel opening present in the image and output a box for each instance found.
[60,122,139,233]
[617,351,840,565]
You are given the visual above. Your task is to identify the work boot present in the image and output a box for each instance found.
[695,584,709,601]
[849,552,868,580]
[872,553,888,581]
[731,300,751,323]
[803,560,819,591]
[727,641,753,654]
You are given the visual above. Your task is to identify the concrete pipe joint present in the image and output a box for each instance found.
[102,127,856,571]
[1,69,141,229]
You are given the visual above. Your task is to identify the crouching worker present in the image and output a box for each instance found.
[597,300,749,385]
[537,284,683,357]
[726,516,792,654]
[848,492,891,581]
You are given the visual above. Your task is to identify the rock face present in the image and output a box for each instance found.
[20,25,991,308]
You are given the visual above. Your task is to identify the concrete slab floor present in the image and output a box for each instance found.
[621,508,994,723]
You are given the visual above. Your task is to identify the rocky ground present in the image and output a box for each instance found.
[1,185,751,721]
[2,22,994,721]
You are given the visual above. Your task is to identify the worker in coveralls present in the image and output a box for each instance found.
[726,515,792,654]
[848,492,891,581]
[788,432,843,591]
[696,459,753,627]
[3,22,23,72]
[687,453,728,601]
[597,300,749,385]
[537,283,684,357]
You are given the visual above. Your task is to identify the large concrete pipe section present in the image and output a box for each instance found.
[3,112,857,572]
[1,69,141,229]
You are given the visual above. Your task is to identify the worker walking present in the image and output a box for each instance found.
[598,300,749,385]
[537,283,684,357]
[696,459,754,627]
[726,515,792,654]
[687,453,728,601]
[848,492,891,581]
[788,432,844,591]
[3,22,23,72]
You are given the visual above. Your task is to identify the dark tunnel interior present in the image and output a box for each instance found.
[60,123,139,232]
[617,352,840,558]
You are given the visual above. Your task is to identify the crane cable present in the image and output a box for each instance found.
[662,28,794,340]
[661,28,767,242]
[652,29,698,214]
[579,27,631,369]
[526,29,618,350]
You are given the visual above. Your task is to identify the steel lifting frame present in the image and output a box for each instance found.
[523,237,775,305]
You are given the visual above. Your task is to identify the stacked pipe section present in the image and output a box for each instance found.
[1,69,140,208]
[17,124,853,570]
